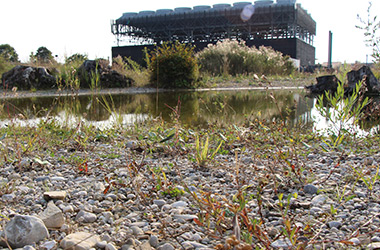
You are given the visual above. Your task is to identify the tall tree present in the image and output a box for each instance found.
[33,46,54,63]
[0,44,19,62]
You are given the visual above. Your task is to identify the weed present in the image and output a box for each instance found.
[315,80,369,150]
[195,134,223,168]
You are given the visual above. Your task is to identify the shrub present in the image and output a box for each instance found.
[149,42,199,88]
[196,39,294,76]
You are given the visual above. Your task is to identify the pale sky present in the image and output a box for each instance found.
[1,0,378,64]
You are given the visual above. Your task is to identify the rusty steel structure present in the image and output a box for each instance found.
[111,0,316,66]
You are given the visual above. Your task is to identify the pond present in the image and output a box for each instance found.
[0,88,378,134]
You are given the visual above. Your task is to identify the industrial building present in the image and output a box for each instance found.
[111,0,316,66]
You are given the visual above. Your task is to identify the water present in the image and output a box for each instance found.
[0,88,378,133]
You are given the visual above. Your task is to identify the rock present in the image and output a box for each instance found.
[149,235,159,248]
[153,199,167,207]
[41,240,57,250]
[60,232,100,250]
[305,66,380,96]
[76,210,97,223]
[346,65,380,93]
[38,201,65,229]
[328,221,342,229]
[182,241,208,249]
[368,242,380,250]
[173,214,197,221]
[77,59,133,88]
[138,241,152,250]
[1,65,56,90]
[171,201,188,208]
[303,184,318,195]
[311,194,327,205]
[105,243,118,250]
[4,215,49,248]
[271,238,292,249]
[157,243,175,250]
[43,191,67,201]
[305,75,340,96]
[131,225,144,236]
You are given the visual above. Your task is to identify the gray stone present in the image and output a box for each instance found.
[153,199,167,207]
[138,241,152,250]
[23,246,36,250]
[271,238,292,249]
[60,232,100,250]
[171,201,188,208]
[157,243,175,250]
[371,236,380,242]
[105,243,118,250]
[130,225,144,235]
[4,215,49,248]
[96,241,107,248]
[328,221,342,229]
[76,210,97,223]
[2,193,15,201]
[349,238,360,245]
[38,201,65,228]
[311,194,327,205]
[43,191,67,201]
[182,241,208,249]
[41,240,57,250]
[149,235,159,248]
[303,184,318,195]
[173,214,198,221]
[368,242,380,250]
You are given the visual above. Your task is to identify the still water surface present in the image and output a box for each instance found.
[0,88,378,134]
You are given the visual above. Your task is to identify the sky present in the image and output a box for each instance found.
[0,0,378,64]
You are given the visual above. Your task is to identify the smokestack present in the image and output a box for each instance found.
[328,31,333,68]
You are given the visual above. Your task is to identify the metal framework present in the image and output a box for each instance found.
[111,1,316,65]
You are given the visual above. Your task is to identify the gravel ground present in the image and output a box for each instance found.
[0,126,380,250]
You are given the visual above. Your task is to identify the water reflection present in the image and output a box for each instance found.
[0,89,315,128]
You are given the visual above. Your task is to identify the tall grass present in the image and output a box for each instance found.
[196,39,295,77]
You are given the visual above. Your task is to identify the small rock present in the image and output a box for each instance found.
[41,240,57,250]
[76,210,97,223]
[4,215,49,248]
[173,214,197,221]
[328,221,342,229]
[271,239,292,249]
[157,243,175,250]
[38,201,65,228]
[43,191,67,201]
[149,235,159,248]
[171,201,187,208]
[153,199,167,207]
[130,226,144,235]
[2,193,15,201]
[60,232,100,250]
[349,238,360,245]
[371,236,380,242]
[105,243,118,250]
[138,241,152,250]
[311,194,327,205]
[368,242,380,250]
[303,184,318,195]
[96,241,107,248]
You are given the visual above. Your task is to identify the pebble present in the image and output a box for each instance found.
[303,184,318,194]
[149,235,159,247]
[76,210,97,223]
[1,134,378,250]
[157,243,175,250]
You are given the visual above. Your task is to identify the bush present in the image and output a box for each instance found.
[196,39,294,76]
[149,42,199,88]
